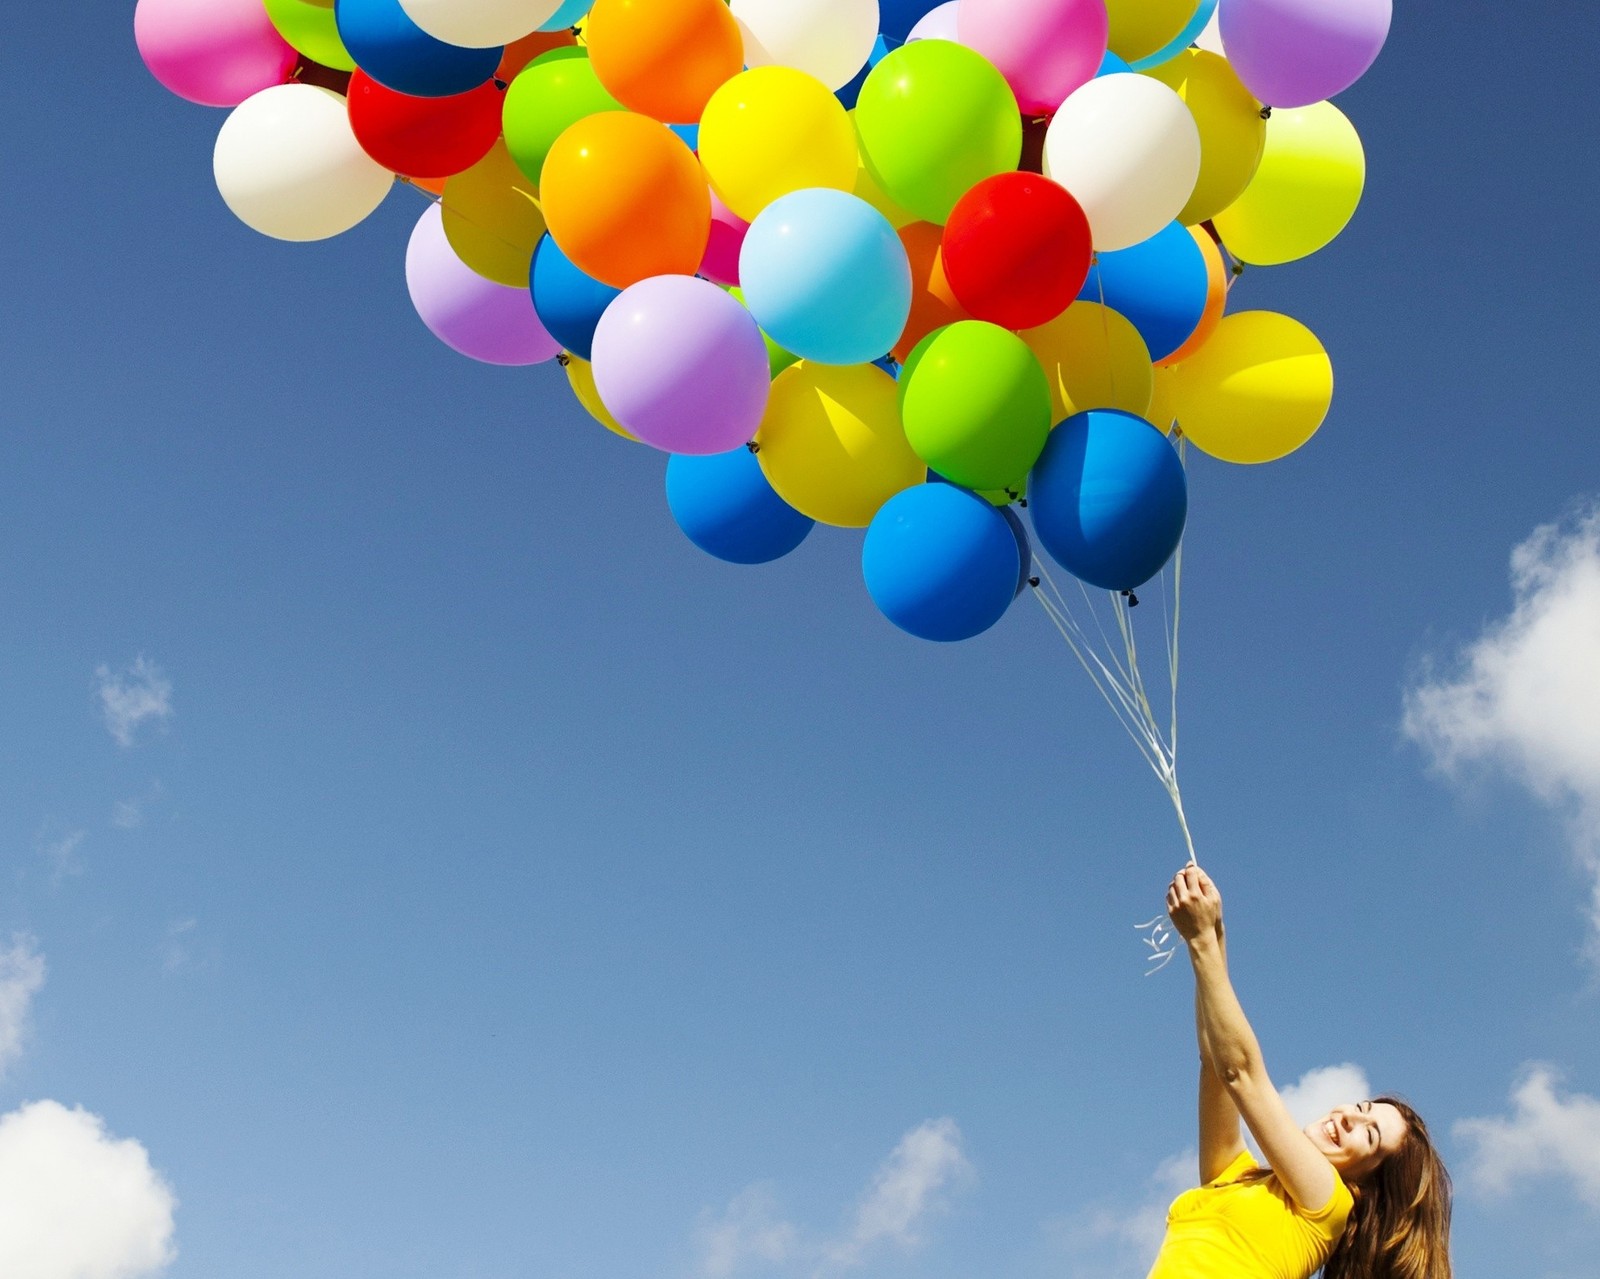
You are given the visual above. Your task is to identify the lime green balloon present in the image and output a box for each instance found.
[730,287,798,377]
[503,49,625,186]
[1211,101,1365,266]
[264,0,355,72]
[854,41,1022,225]
[900,322,1051,491]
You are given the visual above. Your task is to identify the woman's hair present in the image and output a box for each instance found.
[1322,1095,1453,1279]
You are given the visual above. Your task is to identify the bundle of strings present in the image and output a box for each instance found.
[1026,444,1195,975]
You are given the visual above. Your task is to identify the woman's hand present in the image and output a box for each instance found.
[1166,865,1223,943]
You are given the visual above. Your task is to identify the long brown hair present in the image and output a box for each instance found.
[1322,1096,1453,1279]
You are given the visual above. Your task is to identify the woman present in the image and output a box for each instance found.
[1148,865,1452,1279]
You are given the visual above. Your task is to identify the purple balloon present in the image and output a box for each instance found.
[1219,0,1392,108]
[590,276,771,455]
[405,205,560,366]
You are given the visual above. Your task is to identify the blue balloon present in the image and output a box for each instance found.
[836,34,893,110]
[880,1,945,41]
[1000,506,1034,598]
[539,0,590,31]
[740,189,911,366]
[1079,222,1208,362]
[863,484,1020,642]
[668,122,700,150]
[1028,410,1187,591]
[666,449,814,565]
[530,235,621,362]
[1097,51,1133,76]
[335,0,503,98]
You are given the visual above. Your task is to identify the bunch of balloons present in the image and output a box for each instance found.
[137,0,1388,643]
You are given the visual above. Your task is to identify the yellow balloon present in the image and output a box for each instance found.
[755,362,923,527]
[1146,363,1182,432]
[563,354,637,441]
[699,67,857,223]
[1167,311,1332,464]
[851,126,916,230]
[1021,301,1154,424]
[1106,0,1201,64]
[1143,50,1265,226]
[1211,101,1365,266]
[442,140,547,287]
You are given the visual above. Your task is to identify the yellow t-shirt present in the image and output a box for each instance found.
[1145,1149,1353,1279]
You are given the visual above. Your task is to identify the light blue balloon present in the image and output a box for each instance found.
[1079,221,1208,362]
[1028,410,1187,591]
[539,0,590,32]
[862,483,1019,642]
[666,449,814,565]
[1097,51,1133,76]
[739,189,912,366]
[1129,0,1220,72]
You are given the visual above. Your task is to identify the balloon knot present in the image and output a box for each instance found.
[1028,577,1041,589]
[1122,590,1140,608]
[1018,498,1028,508]
[556,353,571,368]
[1259,106,1272,120]
[745,441,760,454]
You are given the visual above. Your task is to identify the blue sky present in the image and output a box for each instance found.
[2,2,1598,1276]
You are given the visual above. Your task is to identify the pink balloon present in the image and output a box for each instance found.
[957,0,1108,116]
[406,206,560,367]
[590,276,771,455]
[1220,0,1392,108]
[134,0,299,108]
[699,188,748,288]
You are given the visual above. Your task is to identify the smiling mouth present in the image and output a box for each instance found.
[1324,1119,1341,1148]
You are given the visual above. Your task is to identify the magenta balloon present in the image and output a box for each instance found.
[1219,0,1392,108]
[957,0,1108,115]
[590,276,771,455]
[699,188,748,288]
[134,0,298,108]
[406,206,560,366]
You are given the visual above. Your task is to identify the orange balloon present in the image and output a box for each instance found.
[403,174,448,196]
[892,222,971,362]
[585,0,742,124]
[1158,226,1228,367]
[498,28,576,81]
[539,111,711,289]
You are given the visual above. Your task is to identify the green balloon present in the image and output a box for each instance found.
[263,0,354,72]
[504,49,624,187]
[854,41,1023,225]
[900,322,1050,491]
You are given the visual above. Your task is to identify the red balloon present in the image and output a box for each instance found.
[940,173,1091,331]
[347,69,505,180]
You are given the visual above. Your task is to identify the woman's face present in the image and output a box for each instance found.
[1304,1100,1407,1180]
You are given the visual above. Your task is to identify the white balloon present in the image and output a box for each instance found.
[398,0,561,49]
[1042,74,1201,251]
[213,84,393,241]
[907,1,961,42]
[733,0,880,91]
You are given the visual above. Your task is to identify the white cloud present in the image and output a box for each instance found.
[693,1119,974,1279]
[1403,505,1600,951]
[96,658,174,749]
[1050,1063,1369,1279]
[0,1099,176,1279]
[696,1185,799,1279]
[826,1117,975,1268]
[112,782,166,832]
[41,829,86,885]
[0,937,46,1080]
[1455,1066,1600,1209]
[160,920,198,976]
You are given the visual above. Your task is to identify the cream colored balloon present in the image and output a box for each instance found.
[213,83,393,241]
[398,0,562,49]
[1043,74,1200,251]
[732,0,880,91]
